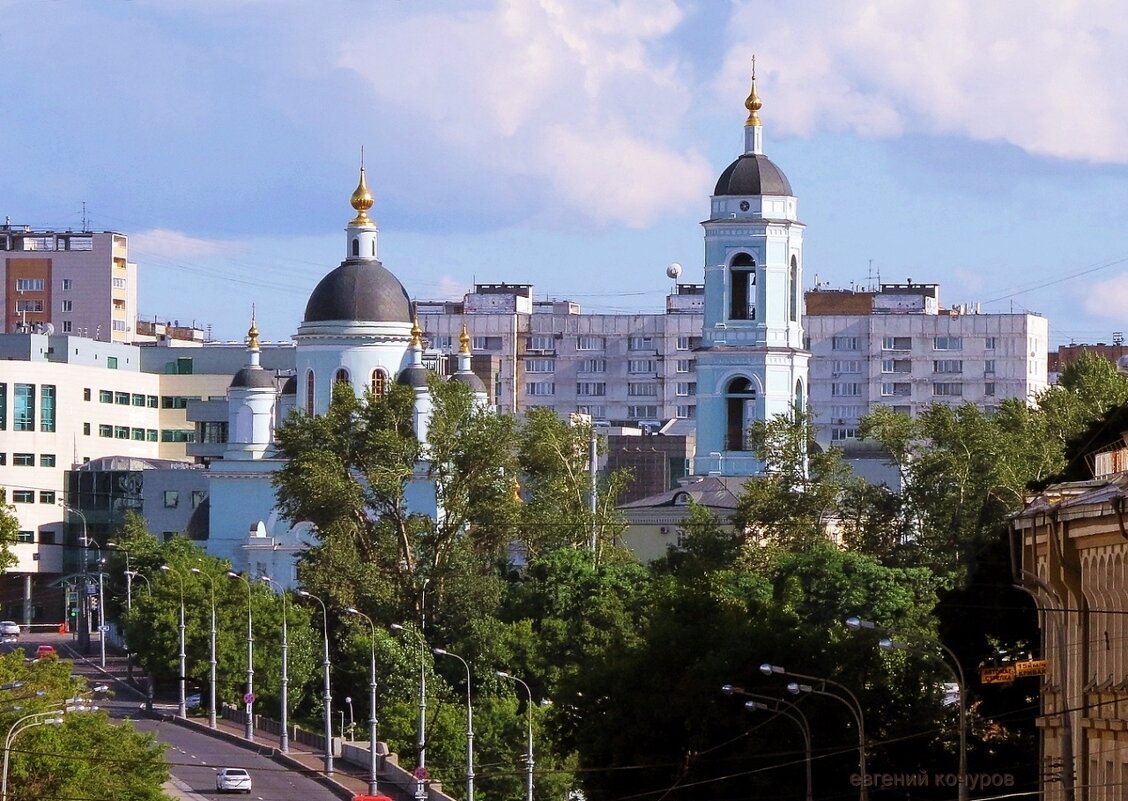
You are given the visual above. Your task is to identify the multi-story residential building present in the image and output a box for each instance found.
[805,282,1048,449]
[0,224,137,342]
[417,282,704,427]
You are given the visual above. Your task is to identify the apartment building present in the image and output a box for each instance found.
[805,282,1048,449]
[0,224,137,342]
[417,282,704,426]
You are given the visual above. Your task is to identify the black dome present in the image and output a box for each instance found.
[303,260,412,323]
[450,371,486,393]
[230,367,275,389]
[396,364,430,389]
[281,376,297,395]
[714,153,792,197]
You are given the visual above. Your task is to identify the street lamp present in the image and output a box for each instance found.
[261,576,289,754]
[346,606,380,795]
[2,710,63,801]
[496,670,534,801]
[722,685,812,801]
[434,647,474,801]
[59,503,90,653]
[298,589,333,776]
[190,568,218,729]
[160,565,187,719]
[90,547,106,668]
[390,622,427,799]
[226,571,255,741]
[762,663,867,801]
[108,541,132,610]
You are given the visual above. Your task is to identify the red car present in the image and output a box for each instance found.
[34,645,57,659]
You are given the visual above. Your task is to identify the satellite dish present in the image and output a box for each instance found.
[666,262,683,280]
[42,323,55,335]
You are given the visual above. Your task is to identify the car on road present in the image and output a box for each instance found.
[34,644,57,659]
[215,767,252,794]
[0,621,19,639]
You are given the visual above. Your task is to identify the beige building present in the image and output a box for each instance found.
[0,224,138,342]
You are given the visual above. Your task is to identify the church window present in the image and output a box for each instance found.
[334,368,350,386]
[728,253,755,320]
[371,370,387,397]
[725,377,757,451]
[352,238,360,257]
[305,370,315,415]
[790,256,799,322]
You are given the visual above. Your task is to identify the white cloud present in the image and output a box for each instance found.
[724,0,1128,163]
[1083,274,1128,319]
[128,229,247,261]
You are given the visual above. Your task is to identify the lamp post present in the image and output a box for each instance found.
[125,570,150,596]
[346,606,380,795]
[160,565,187,719]
[108,541,132,610]
[261,576,289,754]
[391,621,427,799]
[299,589,333,776]
[190,568,218,729]
[496,671,534,801]
[722,685,812,801]
[762,663,867,800]
[2,710,64,801]
[846,617,968,801]
[226,572,255,741]
[59,503,90,653]
[92,548,105,668]
[434,648,474,801]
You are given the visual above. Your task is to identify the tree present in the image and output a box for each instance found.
[0,494,21,575]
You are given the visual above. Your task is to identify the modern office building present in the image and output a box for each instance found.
[805,281,1048,449]
[0,224,137,342]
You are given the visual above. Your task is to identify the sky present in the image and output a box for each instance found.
[4,0,1128,348]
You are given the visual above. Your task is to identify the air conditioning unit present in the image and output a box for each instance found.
[660,526,670,535]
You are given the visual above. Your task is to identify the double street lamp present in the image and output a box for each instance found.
[846,616,969,801]
[496,670,534,801]
[227,572,255,741]
[261,576,289,754]
[346,606,380,796]
[390,621,426,799]
[159,565,187,719]
[722,685,812,801]
[299,589,333,776]
[434,648,474,801]
[59,503,89,653]
[190,568,218,729]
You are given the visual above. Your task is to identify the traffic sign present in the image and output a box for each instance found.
[98,625,109,632]
[243,692,256,705]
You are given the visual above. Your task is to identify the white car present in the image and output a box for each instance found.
[215,767,252,794]
[0,621,19,639]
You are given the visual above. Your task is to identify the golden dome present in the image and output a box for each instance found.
[459,323,471,354]
[350,166,375,225]
[410,318,423,348]
[745,56,762,127]
[247,308,260,350]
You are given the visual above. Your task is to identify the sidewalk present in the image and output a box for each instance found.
[50,631,409,801]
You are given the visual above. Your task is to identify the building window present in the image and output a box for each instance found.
[576,336,605,351]
[628,359,657,374]
[627,405,658,419]
[161,429,195,443]
[729,252,756,320]
[83,422,90,436]
[575,405,605,418]
[164,491,179,508]
[306,370,315,414]
[39,454,55,467]
[525,382,555,396]
[933,382,963,397]
[471,336,502,351]
[627,383,658,397]
[578,358,605,373]
[627,336,655,351]
[984,360,995,374]
[0,384,5,431]
[15,531,33,543]
[61,300,73,312]
[524,359,555,373]
[526,335,555,352]
[114,425,129,439]
[146,429,158,442]
[334,368,350,386]
[933,336,962,351]
[147,395,158,408]
[676,359,692,373]
[675,404,695,419]
[62,321,72,333]
[675,382,696,396]
[62,278,73,290]
[831,383,861,397]
[881,336,912,350]
[576,382,606,397]
[198,421,228,444]
[985,383,996,396]
[131,393,145,407]
[985,336,997,350]
[725,377,757,451]
[12,491,33,504]
[676,336,701,351]
[131,428,145,440]
[832,360,861,374]
[429,335,451,350]
[13,384,33,431]
[98,424,112,437]
[12,453,33,466]
[832,336,859,351]
[789,256,799,323]
[99,390,113,403]
[933,360,963,374]
[82,388,91,402]
[39,491,55,504]
[106,356,118,369]
[831,426,860,442]
[115,392,129,405]
[40,385,55,432]
[15,279,44,291]
[370,370,387,397]
[15,299,44,313]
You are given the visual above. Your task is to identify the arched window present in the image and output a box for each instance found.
[305,369,315,415]
[729,253,756,320]
[790,256,799,322]
[371,240,376,257]
[352,238,360,257]
[371,369,387,397]
[794,378,805,414]
[725,377,757,451]
[332,368,350,400]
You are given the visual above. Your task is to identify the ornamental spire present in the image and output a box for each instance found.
[350,148,375,226]
[246,305,260,351]
[745,55,762,126]
[410,318,423,348]
[459,323,471,355]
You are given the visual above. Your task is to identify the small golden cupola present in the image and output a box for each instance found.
[346,151,380,261]
[351,166,375,226]
[744,55,764,155]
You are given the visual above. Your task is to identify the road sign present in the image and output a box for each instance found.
[243,692,256,705]
[98,625,109,632]
[1014,659,1047,677]
[979,665,1016,684]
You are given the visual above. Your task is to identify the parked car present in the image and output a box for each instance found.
[0,621,19,639]
[34,644,57,659]
[215,767,252,794]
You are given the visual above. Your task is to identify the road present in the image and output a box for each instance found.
[11,629,351,801]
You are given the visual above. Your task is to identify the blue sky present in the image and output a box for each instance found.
[4,0,1128,347]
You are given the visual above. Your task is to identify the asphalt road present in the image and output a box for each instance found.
[8,630,348,801]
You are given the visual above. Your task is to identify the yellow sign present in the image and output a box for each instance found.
[980,665,1016,685]
[1014,659,1047,677]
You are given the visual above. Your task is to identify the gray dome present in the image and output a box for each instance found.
[281,375,297,395]
[230,367,276,390]
[396,364,430,388]
[303,259,412,323]
[451,371,486,393]
[714,153,792,197]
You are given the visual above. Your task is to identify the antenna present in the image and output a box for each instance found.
[81,201,88,231]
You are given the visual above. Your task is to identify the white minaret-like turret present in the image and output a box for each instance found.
[225,310,279,460]
[449,323,490,407]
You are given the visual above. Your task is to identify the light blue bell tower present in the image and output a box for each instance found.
[694,63,809,476]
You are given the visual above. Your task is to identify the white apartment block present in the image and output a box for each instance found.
[0,224,137,342]
[805,282,1048,449]
[417,283,704,426]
